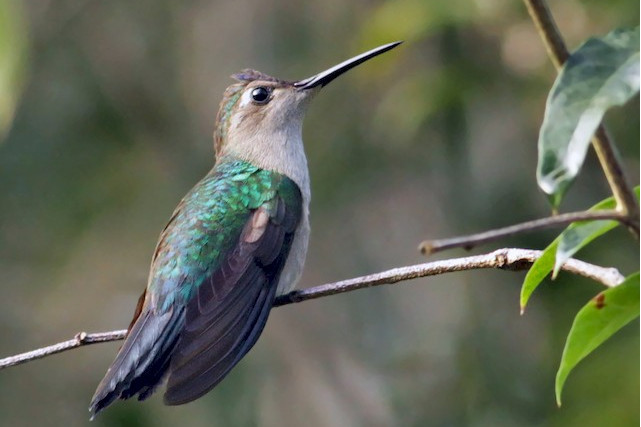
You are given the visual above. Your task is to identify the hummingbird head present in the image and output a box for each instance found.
[213,42,402,181]
[213,70,313,157]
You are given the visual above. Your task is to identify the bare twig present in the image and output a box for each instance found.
[522,0,639,233]
[0,247,624,371]
[522,0,568,69]
[419,210,627,255]
[591,127,640,232]
[0,331,127,371]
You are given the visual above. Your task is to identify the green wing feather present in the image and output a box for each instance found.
[90,156,302,415]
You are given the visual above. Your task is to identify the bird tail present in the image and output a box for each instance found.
[89,307,183,418]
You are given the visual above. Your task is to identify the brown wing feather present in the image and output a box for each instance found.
[163,195,300,405]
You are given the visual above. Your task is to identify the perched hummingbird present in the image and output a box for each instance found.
[89,41,401,416]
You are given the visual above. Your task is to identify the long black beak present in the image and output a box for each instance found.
[294,41,402,90]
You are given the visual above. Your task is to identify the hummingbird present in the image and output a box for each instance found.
[89,41,401,417]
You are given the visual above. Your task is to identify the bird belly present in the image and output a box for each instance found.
[276,214,309,296]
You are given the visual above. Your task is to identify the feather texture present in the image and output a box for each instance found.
[164,195,299,404]
[89,157,302,416]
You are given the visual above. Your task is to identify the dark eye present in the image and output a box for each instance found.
[250,87,271,104]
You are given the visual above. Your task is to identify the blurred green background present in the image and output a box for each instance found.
[0,0,638,426]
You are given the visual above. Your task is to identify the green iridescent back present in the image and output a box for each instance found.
[149,156,298,312]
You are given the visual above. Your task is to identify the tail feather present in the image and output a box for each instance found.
[89,308,183,418]
[125,311,184,401]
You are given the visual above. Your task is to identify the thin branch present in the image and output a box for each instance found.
[591,127,640,231]
[0,331,127,371]
[522,0,568,69]
[522,0,639,233]
[0,248,624,371]
[419,210,627,255]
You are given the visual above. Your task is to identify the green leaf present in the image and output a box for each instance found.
[520,187,638,312]
[537,26,640,207]
[0,0,29,139]
[555,272,640,406]
[554,187,640,277]
[520,239,558,313]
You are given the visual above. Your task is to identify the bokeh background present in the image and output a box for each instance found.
[0,0,639,426]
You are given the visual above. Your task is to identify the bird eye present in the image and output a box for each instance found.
[250,87,271,104]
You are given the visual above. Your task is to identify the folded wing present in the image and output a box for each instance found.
[164,187,301,405]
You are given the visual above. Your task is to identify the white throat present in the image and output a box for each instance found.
[222,87,313,204]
